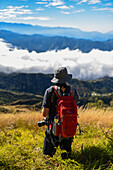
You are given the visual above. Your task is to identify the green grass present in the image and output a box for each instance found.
[0,120,112,170]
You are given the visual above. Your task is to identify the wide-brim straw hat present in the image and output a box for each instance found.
[51,67,72,84]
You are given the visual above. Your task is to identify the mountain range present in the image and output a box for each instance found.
[0,30,113,53]
[0,73,113,107]
[0,22,113,41]
[0,72,113,97]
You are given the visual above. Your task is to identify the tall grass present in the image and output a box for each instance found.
[0,106,113,169]
[0,106,43,129]
[0,106,113,129]
[78,107,113,127]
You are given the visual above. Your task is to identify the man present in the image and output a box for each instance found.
[42,67,79,159]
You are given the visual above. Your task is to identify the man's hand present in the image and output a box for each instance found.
[42,107,49,117]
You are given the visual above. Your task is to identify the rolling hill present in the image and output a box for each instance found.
[0,89,43,106]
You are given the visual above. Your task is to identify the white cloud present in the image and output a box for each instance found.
[45,0,74,10]
[105,3,112,6]
[48,0,64,7]
[21,55,33,61]
[22,16,51,20]
[92,7,113,12]
[61,11,71,14]
[73,9,85,13]
[36,7,44,11]
[77,0,101,4]
[36,1,47,4]
[0,39,113,80]
[88,0,101,4]
[36,16,51,20]
[77,0,88,5]
[70,5,74,9]
[56,5,70,9]
[0,6,32,19]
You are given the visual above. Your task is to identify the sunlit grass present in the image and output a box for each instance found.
[78,107,113,127]
[0,106,43,129]
[0,106,113,129]
[0,106,113,169]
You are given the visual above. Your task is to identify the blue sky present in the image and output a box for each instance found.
[0,0,113,33]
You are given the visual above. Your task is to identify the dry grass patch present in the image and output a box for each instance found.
[0,106,113,129]
[78,107,113,127]
[0,106,43,129]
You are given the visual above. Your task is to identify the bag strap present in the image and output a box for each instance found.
[50,86,55,103]
[51,85,75,102]
[70,86,75,97]
[53,86,61,98]
[49,86,56,122]
[53,85,75,98]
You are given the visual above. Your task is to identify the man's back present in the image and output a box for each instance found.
[42,84,79,121]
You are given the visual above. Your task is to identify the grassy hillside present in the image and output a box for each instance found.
[0,106,113,169]
[0,89,43,113]
[0,72,53,95]
[70,76,113,96]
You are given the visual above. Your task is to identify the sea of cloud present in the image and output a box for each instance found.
[0,38,113,80]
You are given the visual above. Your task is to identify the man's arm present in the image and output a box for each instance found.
[42,107,49,117]
[42,88,51,117]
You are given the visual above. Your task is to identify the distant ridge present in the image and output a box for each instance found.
[0,22,113,41]
[0,30,113,53]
